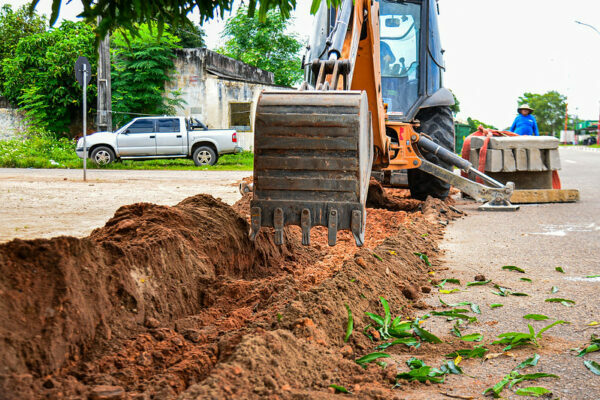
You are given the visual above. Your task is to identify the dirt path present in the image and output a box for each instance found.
[0,168,247,242]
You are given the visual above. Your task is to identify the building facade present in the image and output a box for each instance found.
[168,48,286,151]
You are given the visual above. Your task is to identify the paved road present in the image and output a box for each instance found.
[0,169,248,242]
[433,147,600,399]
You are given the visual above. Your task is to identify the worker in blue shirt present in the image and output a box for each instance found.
[510,104,539,136]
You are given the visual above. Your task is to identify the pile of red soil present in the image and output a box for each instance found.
[0,188,460,399]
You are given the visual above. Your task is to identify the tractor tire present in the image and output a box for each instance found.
[90,146,116,165]
[192,146,218,166]
[408,106,455,200]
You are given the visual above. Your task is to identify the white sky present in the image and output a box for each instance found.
[3,0,600,128]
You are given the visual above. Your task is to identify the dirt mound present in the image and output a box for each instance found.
[0,195,307,391]
[0,188,461,399]
[366,179,422,212]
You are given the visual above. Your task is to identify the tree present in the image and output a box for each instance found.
[0,4,46,96]
[449,89,460,114]
[171,23,206,48]
[39,0,340,38]
[111,24,183,126]
[217,7,303,87]
[2,21,96,135]
[467,117,496,133]
[518,91,567,135]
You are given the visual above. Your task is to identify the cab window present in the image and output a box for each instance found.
[158,118,180,133]
[127,119,155,134]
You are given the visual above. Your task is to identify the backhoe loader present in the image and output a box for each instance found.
[248,0,517,247]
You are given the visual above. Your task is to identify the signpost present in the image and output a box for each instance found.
[75,56,92,181]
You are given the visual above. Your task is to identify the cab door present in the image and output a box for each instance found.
[117,119,157,156]
[155,118,185,155]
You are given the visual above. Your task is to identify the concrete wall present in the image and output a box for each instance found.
[168,48,286,151]
[0,107,25,141]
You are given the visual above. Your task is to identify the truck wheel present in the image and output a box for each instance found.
[90,146,115,165]
[193,146,217,166]
[408,106,455,200]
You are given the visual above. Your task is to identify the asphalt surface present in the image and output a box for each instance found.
[429,147,600,399]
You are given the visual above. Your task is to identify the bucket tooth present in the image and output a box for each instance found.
[250,207,261,241]
[328,209,338,246]
[351,209,365,247]
[274,208,284,245]
[301,209,311,245]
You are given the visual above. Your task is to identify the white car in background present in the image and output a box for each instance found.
[76,116,242,166]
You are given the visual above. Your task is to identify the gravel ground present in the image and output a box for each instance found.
[0,168,248,242]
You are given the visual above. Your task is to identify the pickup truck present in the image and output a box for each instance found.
[76,116,242,166]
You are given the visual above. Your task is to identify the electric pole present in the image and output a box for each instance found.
[97,16,112,132]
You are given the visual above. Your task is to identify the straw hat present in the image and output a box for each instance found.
[518,104,534,113]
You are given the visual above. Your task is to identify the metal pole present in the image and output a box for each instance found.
[83,64,87,181]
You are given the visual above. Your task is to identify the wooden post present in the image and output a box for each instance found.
[97,16,112,132]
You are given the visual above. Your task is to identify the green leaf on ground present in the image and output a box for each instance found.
[439,288,461,294]
[355,352,391,367]
[585,275,600,278]
[520,277,532,282]
[555,266,565,273]
[515,387,551,397]
[536,320,568,338]
[438,298,471,307]
[372,253,383,261]
[412,324,443,344]
[466,280,491,286]
[445,345,488,359]
[503,265,525,273]
[344,304,353,343]
[365,312,384,326]
[436,278,461,288]
[414,252,432,267]
[551,286,559,294]
[460,333,483,342]
[516,354,540,369]
[577,343,600,357]
[490,303,504,309]
[584,360,600,375]
[523,314,549,321]
[376,337,420,350]
[545,298,575,306]
[511,292,530,297]
[470,303,481,314]
[329,384,350,394]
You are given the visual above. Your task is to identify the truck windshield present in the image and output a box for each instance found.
[378,0,421,117]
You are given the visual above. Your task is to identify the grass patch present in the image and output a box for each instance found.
[0,131,253,170]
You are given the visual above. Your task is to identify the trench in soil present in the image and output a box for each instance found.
[0,182,463,399]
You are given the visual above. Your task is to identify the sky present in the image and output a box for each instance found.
[3,0,600,128]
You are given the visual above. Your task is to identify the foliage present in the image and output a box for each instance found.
[170,23,206,48]
[0,130,81,168]
[1,21,96,135]
[518,91,567,135]
[218,6,303,87]
[111,24,183,126]
[0,4,46,95]
[467,117,496,133]
[40,0,341,38]
[449,89,460,114]
[492,320,567,351]
[0,132,253,170]
[396,357,462,384]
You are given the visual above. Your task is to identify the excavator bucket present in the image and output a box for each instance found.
[250,90,373,246]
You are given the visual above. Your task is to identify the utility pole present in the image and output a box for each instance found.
[97,16,112,132]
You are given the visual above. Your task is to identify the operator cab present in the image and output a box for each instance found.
[379,1,421,119]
